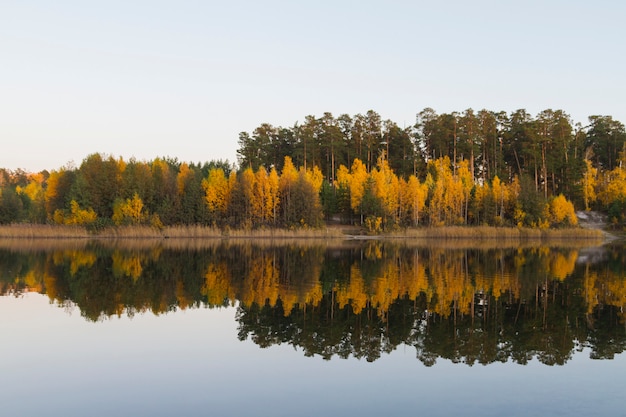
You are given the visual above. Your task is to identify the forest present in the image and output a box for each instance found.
[1,108,625,231]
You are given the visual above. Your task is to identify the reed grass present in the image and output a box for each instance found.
[221,227,346,239]
[0,223,606,245]
[388,225,605,241]
[96,224,348,239]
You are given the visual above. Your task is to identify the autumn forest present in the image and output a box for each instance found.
[1,108,626,231]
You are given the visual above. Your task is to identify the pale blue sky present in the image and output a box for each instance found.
[2,0,625,172]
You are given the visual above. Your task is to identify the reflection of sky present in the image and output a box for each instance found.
[1,294,623,417]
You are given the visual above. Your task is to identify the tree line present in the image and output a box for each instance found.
[0,108,625,229]
[0,153,324,229]
[238,109,625,192]
[238,108,626,227]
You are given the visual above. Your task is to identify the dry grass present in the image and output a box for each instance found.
[0,224,606,250]
[221,227,345,239]
[96,225,347,239]
[387,225,604,241]
[0,223,346,240]
[159,225,346,239]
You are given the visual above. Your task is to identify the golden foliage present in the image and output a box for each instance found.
[597,164,626,212]
[305,165,324,193]
[371,156,400,220]
[112,193,146,225]
[54,200,97,226]
[203,168,231,215]
[346,158,369,212]
[176,163,194,195]
[549,194,578,227]
[583,159,597,211]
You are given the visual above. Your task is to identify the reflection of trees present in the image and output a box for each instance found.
[1,240,625,364]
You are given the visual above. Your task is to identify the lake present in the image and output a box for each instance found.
[1,238,624,417]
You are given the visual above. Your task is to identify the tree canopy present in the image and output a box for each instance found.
[1,108,625,229]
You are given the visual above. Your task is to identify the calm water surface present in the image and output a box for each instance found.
[1,239,624,417]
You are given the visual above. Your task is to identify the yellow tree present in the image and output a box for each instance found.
[346,158,369,222]
[370,156,399,225]
[469,182,488,225]
[305,165,324,193]
[45,168,74,220]
[279,156,299,225]
[397,177,407,224]
[491,175,510,225]
[266,167,280,225]
[549,194,578,227]
[202,168,231,220]
[404,175,427,226]
[16,173,46,222]
[457,159,474,224]
[176,163,193,196]
[445,171,464,225]
[597,165,626,213]
[252,167,273,225]
[509,176,526,226]
[239,167,256,224]
[582,159,597,211]
[336,164,350,186]
[112,193,146,225]
[598,166,625,206]
[427,157,453,225]
[54,200,97,225]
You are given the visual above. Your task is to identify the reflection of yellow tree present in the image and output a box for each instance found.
[370,262,402,318]
[8,243,626,326]
[175,280,193,310]
[241,255,280,310]
[11,270,44,293]
[603,275,626,324]
[336,265,368,314]
[548,251,577,280]
[43,272,59,303]
[202,263,235,306]
[52,250,97,275]
[112,251,143,281]
[581,265,626,321]
[428,250,473,317]
[335,249,428,318]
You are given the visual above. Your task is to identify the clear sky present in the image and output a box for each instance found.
[2,0,625,172]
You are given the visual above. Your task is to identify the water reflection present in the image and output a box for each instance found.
[1,238,625,365]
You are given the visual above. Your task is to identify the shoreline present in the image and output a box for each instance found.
[0,223,611,241]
